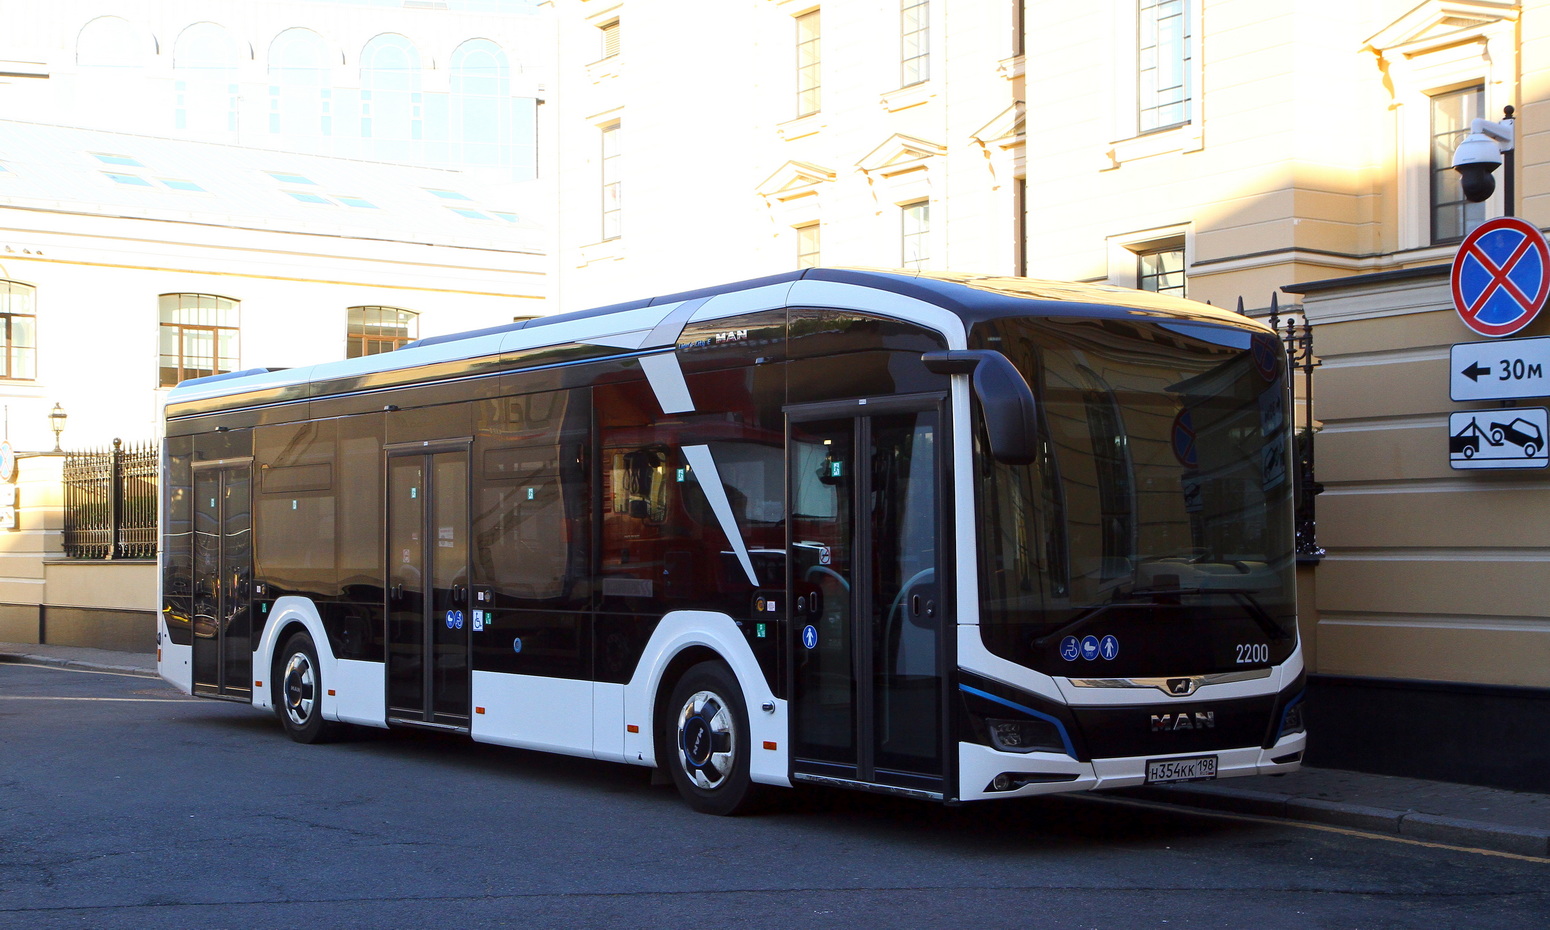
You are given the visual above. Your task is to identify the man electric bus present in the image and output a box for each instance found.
[158,269,1306,814]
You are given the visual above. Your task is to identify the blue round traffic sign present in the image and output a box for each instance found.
[1452,216,1550,337]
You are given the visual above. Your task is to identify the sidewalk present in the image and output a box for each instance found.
[3,641,1547,857]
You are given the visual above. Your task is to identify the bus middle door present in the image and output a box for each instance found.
[386,443,472,728]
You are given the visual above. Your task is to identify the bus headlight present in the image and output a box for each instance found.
[1277,695,1305,739]
[987,717,1066,755]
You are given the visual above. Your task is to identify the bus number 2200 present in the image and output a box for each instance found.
[1236,643,1269,664]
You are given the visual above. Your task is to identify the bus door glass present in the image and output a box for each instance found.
[789,400,944,790]
[191,463,252,698]
[386,446,471,726]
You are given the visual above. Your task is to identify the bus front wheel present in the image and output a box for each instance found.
[275,631,342,744]
[663,662,763,815]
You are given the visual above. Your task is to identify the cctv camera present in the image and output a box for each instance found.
[1451,120,1511,203]
[1455,161,1498,202]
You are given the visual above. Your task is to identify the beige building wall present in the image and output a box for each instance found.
[550,0,1024,310]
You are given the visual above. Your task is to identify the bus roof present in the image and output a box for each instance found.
[164,268,1262,420]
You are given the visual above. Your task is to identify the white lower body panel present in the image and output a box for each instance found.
[955,730,1307,802]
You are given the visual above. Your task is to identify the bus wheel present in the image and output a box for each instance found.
[275,631,340,744]
[664,662,763,815]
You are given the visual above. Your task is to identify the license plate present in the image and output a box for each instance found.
[1146,755,1217,784]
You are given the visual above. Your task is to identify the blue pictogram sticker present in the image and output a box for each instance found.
[454,610,465,630]
[445,610,455,629]
[1100,634,1119,661]
[512,637,523,653]
[1060,636,1081,662]
[802,624,818,650]
[1080,635,1101,661]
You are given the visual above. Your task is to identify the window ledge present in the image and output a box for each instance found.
[997,54,1025,81]
[880,82,934,113]
[1102,122,1203,170]
[586,56,620,83]
[777,113,824,141]
[579,238,625,266]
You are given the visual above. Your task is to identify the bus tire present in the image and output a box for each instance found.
[275,631,341,744]
[663,661,764,816]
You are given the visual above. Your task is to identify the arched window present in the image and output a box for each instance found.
[360,34,422,163]
[76,17,156,133]
[77,16,150,68]
[0,281,37,381]
[347,306,418,358]
[159,294,239,387]
[173,23,241,138]
[268,28,332,149]
[450,39,538,181]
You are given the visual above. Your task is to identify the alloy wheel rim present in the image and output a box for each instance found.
[677,689,735,790]
[282,652,316,726]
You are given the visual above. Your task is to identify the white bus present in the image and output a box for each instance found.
[158,269,1306,814]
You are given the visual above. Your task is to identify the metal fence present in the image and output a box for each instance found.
[62,439,158,559]
[1241,294,1325,564]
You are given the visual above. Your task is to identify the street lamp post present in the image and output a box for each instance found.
[48,402,67,452]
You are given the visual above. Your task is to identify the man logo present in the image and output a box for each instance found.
[1167,678,1198,696]
[1151,711,1216,732]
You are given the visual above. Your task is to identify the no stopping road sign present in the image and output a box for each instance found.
[1451,217,1550,338]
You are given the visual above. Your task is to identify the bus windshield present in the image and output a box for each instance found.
[972,315,1298,678]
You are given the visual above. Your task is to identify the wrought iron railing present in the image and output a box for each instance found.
[1240,294,1324,563]
[62,439,158,559]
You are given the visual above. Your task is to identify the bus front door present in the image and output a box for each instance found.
[789,399,945,796]
[191,462,253,699]
[386,446,471,728]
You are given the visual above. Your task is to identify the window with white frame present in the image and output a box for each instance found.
[1138,0,1190,134]
[796,10,821,118]
[159,294,238,387]
[796,223,820,268]
[901,0,928,87]
[601,122,622,240]
[902,201,929,270]
[347,306,418,358]
[0,280,37,381]
[1365,3,1514,252]
[1430,85,1487,244]
[1136,244,1186,297]
[600,20,620,59]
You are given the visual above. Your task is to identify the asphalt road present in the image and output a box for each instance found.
[2,663,1547,929]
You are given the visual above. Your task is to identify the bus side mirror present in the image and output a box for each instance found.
[922,350,1039,465]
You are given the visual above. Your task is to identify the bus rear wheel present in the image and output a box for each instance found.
[663,662,763,815]
[275,631,342,744]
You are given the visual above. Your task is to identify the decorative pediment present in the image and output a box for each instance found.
[1363,0,1517,58]
[856,134,946,178]
[971,104,1025,151]
[755,160,836,202]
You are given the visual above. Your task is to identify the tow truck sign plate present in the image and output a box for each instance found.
[1449,407,1549,469]
[1451,337,1550,401]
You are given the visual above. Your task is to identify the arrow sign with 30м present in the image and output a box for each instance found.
[1451,336,1550,401]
